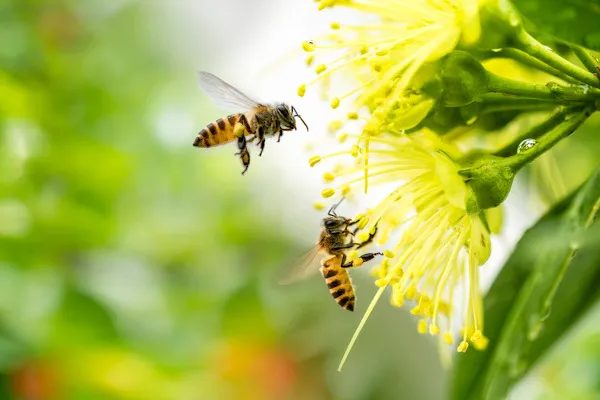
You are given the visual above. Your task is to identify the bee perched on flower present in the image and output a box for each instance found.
[301,0,600,372]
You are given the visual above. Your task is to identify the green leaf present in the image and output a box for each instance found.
[451,167,600,400]
[512,0,600,51]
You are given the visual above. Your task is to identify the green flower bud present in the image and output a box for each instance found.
[460,154,515,212]
[440,51,488,107]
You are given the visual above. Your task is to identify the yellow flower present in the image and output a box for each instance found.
[301,0,482,130]
[313,131,491,369]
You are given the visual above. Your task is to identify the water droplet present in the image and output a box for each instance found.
[466,116,478,126]
[491,48,503,53]
[543,45,553,52]
[517,138,537,154]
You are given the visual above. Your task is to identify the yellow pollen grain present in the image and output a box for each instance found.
[417,320,428,334]
[330,97,340,109]
[457,341,469,353]
[305,55,314,66]
[323,172,336,183]
[308,155,321,167]
[341,184,351,196]
[347,112,359,120]
[470,330,482,342]
[405,285,417,300]
[297,84,306,97]
[302,40,316,52]
[352,257,364,267]
[313,201,326,211]
[337,132,349,143]
[328,120,343,133]
[384,250,395,258]
[351,144,360,157]
[443,332,454,345]
[315,64,327,74]
[357,216,369,229]
[473,336,489,350]
[347,250,358,260]
[375,278,388,287]
[392,292,404,307]
[321,188,335,198]
[429,324,440,335]
[357,232,370,242]
[376,49,388,56]
[330,22,340,30]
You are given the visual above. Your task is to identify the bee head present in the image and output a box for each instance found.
[323,216,346,232]
[276,103,309,132]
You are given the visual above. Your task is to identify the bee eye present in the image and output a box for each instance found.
[325,219,336,228]
[277,104,288,115]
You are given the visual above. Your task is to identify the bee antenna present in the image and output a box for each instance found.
[292,107,309,131]
[328,197,345,216]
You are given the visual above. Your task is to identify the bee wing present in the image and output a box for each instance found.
[197,71,260,111]
[279,245,323,285]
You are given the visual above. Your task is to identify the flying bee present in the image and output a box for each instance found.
[194,71,308,174]
[282,199,382,311]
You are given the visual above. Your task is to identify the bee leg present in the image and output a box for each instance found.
[355,226,378,249]
[257,127,266,156]
[277,129,283,142]
[331,243,355,252]
[342,252,383,268]
[235,135,250,174]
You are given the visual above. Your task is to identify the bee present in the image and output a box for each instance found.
[195,72,308,174]
[283,200,382,311]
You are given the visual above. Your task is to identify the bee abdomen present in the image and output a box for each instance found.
[193,114,242,148]
[322,257,356,311]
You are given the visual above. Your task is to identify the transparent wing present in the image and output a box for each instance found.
[279,245,322,285]
[197,71,260,111]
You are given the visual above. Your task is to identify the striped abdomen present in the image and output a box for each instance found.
[321,255,356,311]
[194,114,244,148]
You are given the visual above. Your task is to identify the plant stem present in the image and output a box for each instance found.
[500,108,593,172]
[482,48,580,84]
[486,72,600,102]
[571,45,599,74]
[494,107,576,157]
[515,30,600,88]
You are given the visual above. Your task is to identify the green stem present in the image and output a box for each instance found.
[480,103,553,115]
[500,108,593,172]
[571,45,599,74]
[495,107,576,157]
[482,48,580,84]
[515,30,600,88]
[486,72,600,102]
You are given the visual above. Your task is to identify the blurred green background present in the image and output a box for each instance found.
[1,1,599,399]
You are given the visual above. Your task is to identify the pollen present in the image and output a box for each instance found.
[330,22,340,30]
[330,97,340,109]
[302,40,316,52]
[305,55,314,66]
[356,232,371,242]
[337,132,349,143]
[322,172,336,182]
[308,155,321,167]
[321,188,335,198]
[417,320,428,334]
[429,324,440,336]
[313,201,326,211]
[347,112,359,120]
[315,64,327,74]
[457,341,469,353]
[383,250,395,258]
[297,84,306,97]
[328,120,344,133]
[443,332,454,345]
